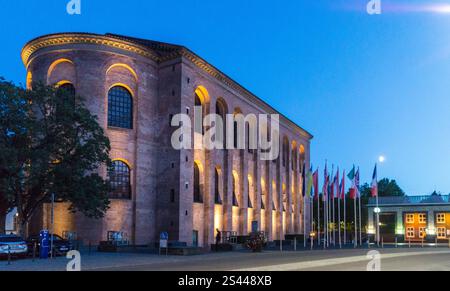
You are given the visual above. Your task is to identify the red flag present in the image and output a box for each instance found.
[371,164,378,197]
[347,166,357,200]
[340,170,345,199]
[313,169,319,200]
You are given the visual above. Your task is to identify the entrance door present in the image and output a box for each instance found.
[379,213,396,242]
[192,230,199,247]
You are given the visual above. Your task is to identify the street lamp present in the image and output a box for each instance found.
[376,155,385,246]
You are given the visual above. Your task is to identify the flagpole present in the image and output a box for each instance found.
[338,191,341,248]
[310,196,313,249]
[333,194,336,246]
[317,195,320,246]
[329,190,331,247]
[354,195,357,248]
[344,189,347,245]
[323,194,327,249]
[303,195,306,249]
[327,191,330,247]
[358,191,362,246]
[327,195,329,248]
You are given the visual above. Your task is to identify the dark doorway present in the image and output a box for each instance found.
[378,213,396,242]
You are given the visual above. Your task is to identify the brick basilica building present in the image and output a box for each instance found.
[21,33,313,247]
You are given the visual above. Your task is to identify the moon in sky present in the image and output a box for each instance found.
[378,156,386,163]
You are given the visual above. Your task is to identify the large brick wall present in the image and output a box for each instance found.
[23,33,312,247]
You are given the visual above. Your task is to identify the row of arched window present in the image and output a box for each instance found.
[54,81,134,130]
[54,81,133,199]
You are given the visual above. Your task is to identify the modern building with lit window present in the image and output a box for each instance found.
[367,193,450,243]
[21,33,313,247]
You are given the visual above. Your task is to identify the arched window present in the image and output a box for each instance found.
[232,174,239,206]
[56,83,76,113]
[247,178,253,209]
[58,83,76,96]
[194,163,203,203]
[109,160,131,199]
[215,100,227,148]
[214,169,222,204]
[282,137,289,168]
[108,86,133,129]
[194,93,204,134]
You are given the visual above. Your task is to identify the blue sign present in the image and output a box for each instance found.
[39,230,50,259]
[160,232,169,240]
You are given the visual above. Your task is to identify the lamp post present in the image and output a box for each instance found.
[374,206,381,246]
[376,155,385,246]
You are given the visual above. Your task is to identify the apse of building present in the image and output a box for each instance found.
[21,33,313,247]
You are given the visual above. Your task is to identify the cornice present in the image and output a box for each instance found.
[178,49,313,139]
[21,33,313,140]
[21,33,159,67]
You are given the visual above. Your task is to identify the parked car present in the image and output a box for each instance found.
[27,234,73,256]
[0,235,28,259]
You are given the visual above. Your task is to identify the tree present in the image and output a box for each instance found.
[0,79,111,236]
[360,178,405,198]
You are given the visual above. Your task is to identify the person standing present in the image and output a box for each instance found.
[215,229,221,252]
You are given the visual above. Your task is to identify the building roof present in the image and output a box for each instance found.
[367,194,450,207]
[21,32,313,140]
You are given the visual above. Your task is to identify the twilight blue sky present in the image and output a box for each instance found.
[1,0,449,195]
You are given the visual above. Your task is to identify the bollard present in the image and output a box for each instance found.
[395,237,398,248]
[408,239,411,248]
[32,241,37,262]
[367,237,370,249]
[448,238,450,249]
[7,245,11,265]
[421,238,424,248]
[294,237,297,251]
[382,237,384,248]
[435,237,438,248]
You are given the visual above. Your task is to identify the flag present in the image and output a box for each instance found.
[371,164,378,197]
[355,167,360,198]
[330,173,335,200]
[322,163,328,202]
[335,168,340,199]
[347,165,357,200]
[302,162,306,197]
[340,170,345,199]
[313,169,319,200]
[306,167,313,198]
[323,168,329,202]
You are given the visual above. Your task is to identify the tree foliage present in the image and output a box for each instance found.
[0,79,111,235]
[360,178,405,198]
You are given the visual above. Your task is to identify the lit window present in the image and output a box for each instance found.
[418,213,427,224]
[214,169,222,205]
[232,175,239,207]
[406,214,414,224]
[406,227,415,238]
[437,213,446,224]
[108,86,133,129]
[419,227,426,238]
[437,227,446,239]
[109,160,131,199]
[194,163,203,203]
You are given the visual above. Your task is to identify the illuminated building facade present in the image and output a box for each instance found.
[22,33,312,247]
[367,194,450,242]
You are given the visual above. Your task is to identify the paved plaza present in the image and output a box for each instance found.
[1,247,449,271]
